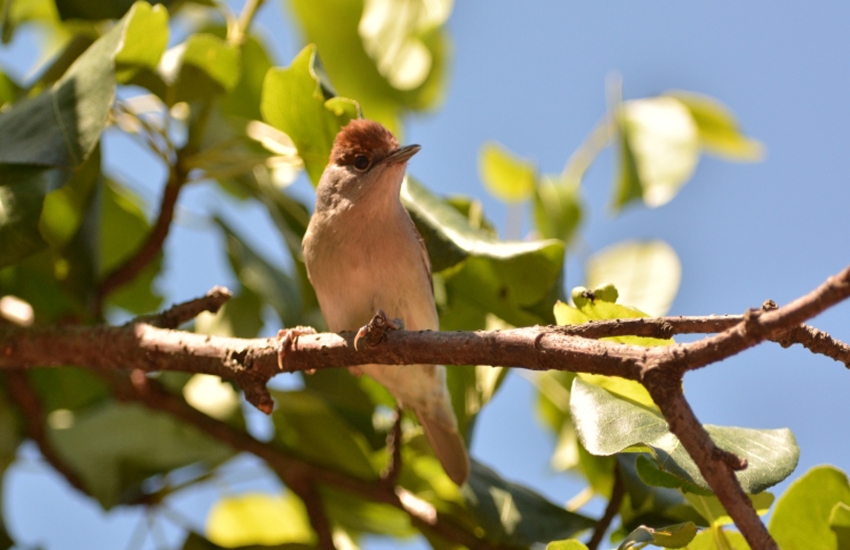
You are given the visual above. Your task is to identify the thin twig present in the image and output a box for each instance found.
[4,371,88,494]
[586,463,624,550]
[134,286,233,329]
[96,163,186,310]
[104,373,511,550]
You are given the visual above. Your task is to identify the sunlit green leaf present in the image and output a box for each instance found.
[206,492,316,547]
[533,174,583,245]
[478,141,536,203]
[160,33,241,105]
[666,90,764,161]
[194,286,264,339]
[686,528,750,550]
[50,402,234,508]
[288,0,450,133]
[463,460,595,545]
[554,296,671,347]
[831,502,850,550]
[585,240,681,317]
[546,540,589,550]
[262,45,359,185]
[571,378,799,495]
[769,465,850,550]
[684,490,773,527]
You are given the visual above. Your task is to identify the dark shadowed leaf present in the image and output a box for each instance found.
[270,390,377,479]
[49,402,234,508]
[0,1,167,167]
[462,460,595,545]
[403,177,564,326]
[616,522,697,549]
[571,378,799,494]
[99,178,163,313]
[321,487,415,537]
[0,165,70,267]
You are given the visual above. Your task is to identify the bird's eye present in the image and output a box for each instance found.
[353,154,371,171]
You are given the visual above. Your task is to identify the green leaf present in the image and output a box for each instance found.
[626,96,700,208]
[585,240,681,317]
[270,390,377,479]
[216,218,302,329]
[49,402,234,508]
[571,378,799,495]
[39,145,102,249]
[554,296,672,347]
[533,174,583,245]
[162,33,241,104]
[262,45,360,185]
[462,460,596,546]
[300,368,381,449]
[219,34,274,121]
[612,105,643,212]
[403,177,565,327]
[684,490,773,527]
[617,522,697,549]
[205,492,316,547]
[0,71,20,108]
[478,141,536,203]
[54,0,179,21]
[0,165,71,268]
[769,465,850,550]
[831,502,850,550]
[194,286,264,339]
[0,1,166,167]
[686,528,750,550]
[99,178,163,313]
[28,367,111,412]
[665,90,764,161]
[288,0,450,133]
[546,540,589,550]
[321,486,415,537]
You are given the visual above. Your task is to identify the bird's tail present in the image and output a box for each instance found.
[416,411,470,485]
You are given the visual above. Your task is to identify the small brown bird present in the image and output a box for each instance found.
[301,119,469,485]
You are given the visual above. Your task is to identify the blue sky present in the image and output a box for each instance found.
[2,1,849,548]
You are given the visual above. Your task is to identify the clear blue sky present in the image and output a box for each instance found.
[2,1,849,548]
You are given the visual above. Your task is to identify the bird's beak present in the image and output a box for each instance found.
[382,144,421,166]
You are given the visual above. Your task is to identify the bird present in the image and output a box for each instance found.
[300,118,470,485]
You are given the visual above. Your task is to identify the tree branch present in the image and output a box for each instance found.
[4,371,88,494]
[96,163,187,309]
[105,372,513,550]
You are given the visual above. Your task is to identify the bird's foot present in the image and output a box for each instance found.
[277,326,318,372]
[354,309,404,351]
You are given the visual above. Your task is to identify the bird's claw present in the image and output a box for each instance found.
[354,309,404,351]
[277,326,318,371]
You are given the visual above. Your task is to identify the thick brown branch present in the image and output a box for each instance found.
[4,371,88,494]
[642,369,777,550]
